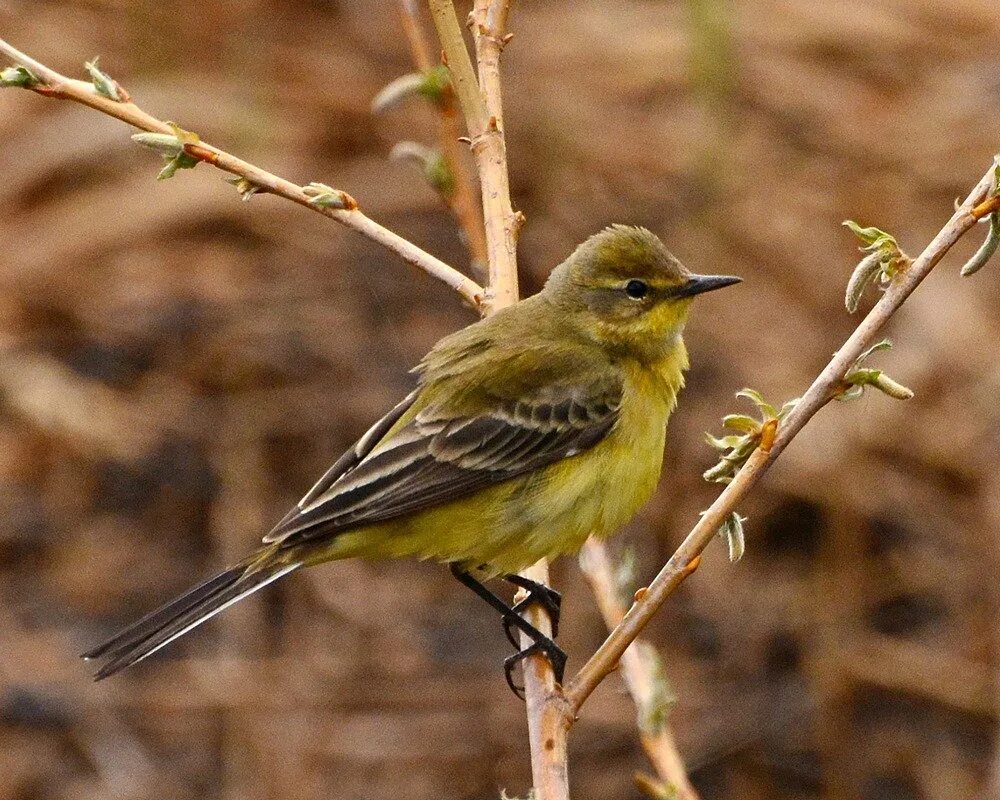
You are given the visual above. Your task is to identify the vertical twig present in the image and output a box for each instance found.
[426,4,569,798]
[427,0,520,311]
[397,0,488,274]
[579,539,701,800]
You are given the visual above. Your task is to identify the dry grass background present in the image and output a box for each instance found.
[0,1,998,798]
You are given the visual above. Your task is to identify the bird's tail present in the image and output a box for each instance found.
[82,552,300,680]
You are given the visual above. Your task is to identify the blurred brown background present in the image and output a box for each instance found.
[1,1,998,798]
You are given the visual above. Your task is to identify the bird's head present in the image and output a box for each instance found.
[543,225,741,360]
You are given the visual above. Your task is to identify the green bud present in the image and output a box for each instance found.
[717,512,746,563]
[390,142,455,200]
[839,339,913,401]
[704,390,796,483]
[845,250,884,313]
[371,65,453,114]
[156,152,199,180]
[371,72,425,113]
[425,151,455,199]
[226,176,260,202]
[303,182,355,209]
[871,372,914,400]
[132,123,201,180]
[960,212,999,277]
[0,64,41,88]
[132,132,184,156]
[416,64,453,106]
[84,57,127,101]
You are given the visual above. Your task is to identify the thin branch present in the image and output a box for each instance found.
[397,0,488,275]
[578,539,701,800]
[427,0,520,312]
[516,560,571,800]
[425,5,566,798]
[562,161,999,714]
[0,37,484,310]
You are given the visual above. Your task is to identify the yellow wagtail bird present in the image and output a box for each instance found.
[83,225,740,693]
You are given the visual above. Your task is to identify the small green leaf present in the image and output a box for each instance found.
[84,57,126,101]
[778,398,800,418]
[704,433,743,450]
[735,387,778,419]
[857,339,893,362]
[722,414,761,434]
[0,64,41,88]
[835,384,865,402]
[843,220,898,251]
[845,250,884,313]
[960,212,999,277]
[156,151,199,180]
[372,65,453,113]
[371,72,425,113]
[847,367,882,384]
[717,512,747,563]
[702,461,734,483]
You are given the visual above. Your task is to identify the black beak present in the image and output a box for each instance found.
[675,273,742,298]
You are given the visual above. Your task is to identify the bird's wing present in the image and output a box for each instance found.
[263,377,622,548]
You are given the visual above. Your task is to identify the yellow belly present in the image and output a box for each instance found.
[308,371,674,577]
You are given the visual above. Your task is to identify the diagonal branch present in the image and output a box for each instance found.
[0,36,484,310]
[562,161,1000,714]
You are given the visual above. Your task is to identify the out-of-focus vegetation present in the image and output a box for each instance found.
[0,1,998,798]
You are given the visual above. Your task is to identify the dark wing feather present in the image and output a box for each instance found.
[265,380,622,548]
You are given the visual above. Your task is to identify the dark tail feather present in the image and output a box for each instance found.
[82,560,300,680]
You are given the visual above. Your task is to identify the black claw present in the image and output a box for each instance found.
[503,639,568,699]
[449,564,566,699]
[502,615,521,650]
[504,645,533,698]
[503,575,562,638]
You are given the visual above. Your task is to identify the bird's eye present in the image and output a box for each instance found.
[624,279,649,300]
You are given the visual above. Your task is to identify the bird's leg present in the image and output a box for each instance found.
[449,563,567,696]
[502,574,561,643]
